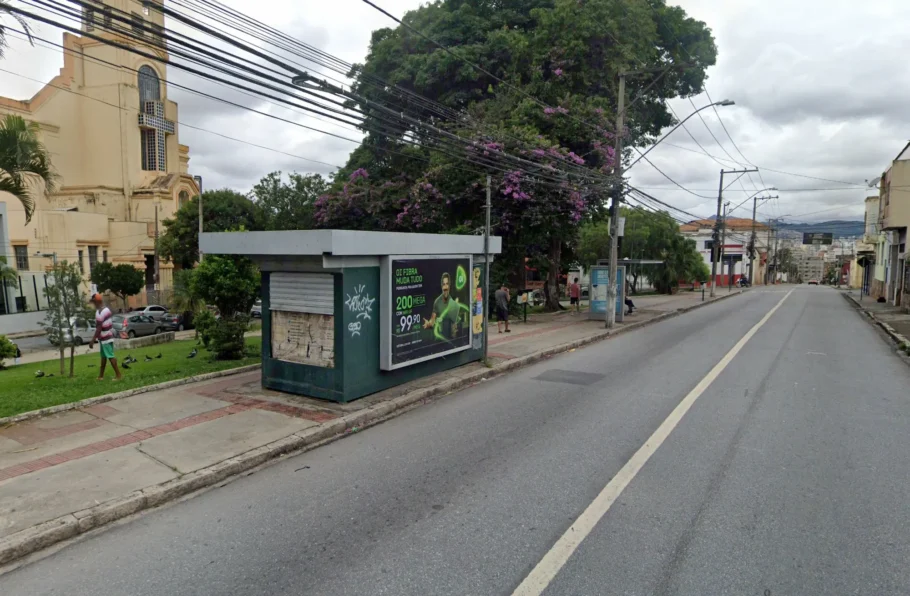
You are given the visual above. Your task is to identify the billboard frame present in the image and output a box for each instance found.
[380,254,473,371]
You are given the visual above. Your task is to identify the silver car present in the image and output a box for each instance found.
[49,317,94,346]
[113,313,165,339]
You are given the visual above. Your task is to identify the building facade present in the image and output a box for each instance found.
[0,0,199,332]
[679,217,769,286]
[879,143,910,309]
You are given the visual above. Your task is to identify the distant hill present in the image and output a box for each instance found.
[779,220,864,238]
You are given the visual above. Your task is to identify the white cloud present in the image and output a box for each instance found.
[1,0,905,225]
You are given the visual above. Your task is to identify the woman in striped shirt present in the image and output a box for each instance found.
[89,293,122,381]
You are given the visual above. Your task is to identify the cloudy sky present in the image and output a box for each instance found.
[2,0,908,225]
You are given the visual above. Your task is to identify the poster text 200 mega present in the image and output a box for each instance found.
[390,257,471,366]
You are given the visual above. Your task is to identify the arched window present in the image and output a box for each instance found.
[137,65,160,104]
[179,190,189,209]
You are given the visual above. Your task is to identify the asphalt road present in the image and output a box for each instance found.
[8,334,52,355]
[3,287,909,595]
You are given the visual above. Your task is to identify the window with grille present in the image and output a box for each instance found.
[78,250,85,274]
[138,66,160,103]
[88,246,99,274]
[103,250,108,263]
[14,246,28,271]
[141,129,157,171]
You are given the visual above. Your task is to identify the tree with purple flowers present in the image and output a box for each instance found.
[317,0,716,309]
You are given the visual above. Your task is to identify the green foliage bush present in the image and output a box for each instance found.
[0,335,17,369]
[193,309,217,349]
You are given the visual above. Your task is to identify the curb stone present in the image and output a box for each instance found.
[0,290,748,567]
[841,293,910,359]
[0,365,262,428]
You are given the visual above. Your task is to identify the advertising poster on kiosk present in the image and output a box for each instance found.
[383,256,472,369]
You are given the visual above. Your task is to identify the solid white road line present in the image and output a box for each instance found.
[512,290,794,596]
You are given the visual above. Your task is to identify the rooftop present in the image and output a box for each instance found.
[200,230,503,257]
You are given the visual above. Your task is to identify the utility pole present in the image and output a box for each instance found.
[711,168,758,297]
[154,202,160,296]
[606,71,626,328]
[483,175,491,363]
[720,201,730,291]
[748,194,777,284]
[198,194,204,262]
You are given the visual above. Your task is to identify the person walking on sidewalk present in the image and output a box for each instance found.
[89,293,122,381]
[495,283,511,333]
[569,277,581,315]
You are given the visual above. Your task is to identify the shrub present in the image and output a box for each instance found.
[209,317,250,360]
[0,335,17,369]
[193,309,217,348]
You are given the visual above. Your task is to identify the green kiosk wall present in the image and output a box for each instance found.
[201,230,501,404]
[262,265,488,402]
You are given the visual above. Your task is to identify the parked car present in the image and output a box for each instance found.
[113,313,165,339]
[250,299,262,318]
[159,312,193,332]
[47,317,94,346]
[808,279,819,285]
[133,305,169,321]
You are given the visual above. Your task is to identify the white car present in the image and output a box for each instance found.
[48,317,94,346]
[133,305,169,321]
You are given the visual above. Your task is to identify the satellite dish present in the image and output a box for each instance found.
[867,176,881,188]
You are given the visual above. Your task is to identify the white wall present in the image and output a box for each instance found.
[0,310,46,336]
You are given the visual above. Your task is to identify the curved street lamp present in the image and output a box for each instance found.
[627,99,735,170]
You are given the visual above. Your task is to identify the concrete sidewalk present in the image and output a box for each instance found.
[0,289,744,566]
[842,289,910,349]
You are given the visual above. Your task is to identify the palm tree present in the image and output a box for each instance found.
[0,114,57,224]
[0,2,32,58]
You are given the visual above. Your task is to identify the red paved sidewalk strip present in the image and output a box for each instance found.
[0,390,342,483]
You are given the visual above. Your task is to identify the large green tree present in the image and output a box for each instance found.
[251,171,330,231]
[0,114,57,223]
[578,209,707,293]
[91,262,144,309]
[158,189,266,269]
[316,0,716,309]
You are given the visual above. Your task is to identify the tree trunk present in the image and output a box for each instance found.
[58,346,65,376]
[544,238,563,311]
[69,343,75,378]
[629,272,639,295]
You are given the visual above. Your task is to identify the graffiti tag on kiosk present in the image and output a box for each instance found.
[345,284,375,321]
[345,284,375,337]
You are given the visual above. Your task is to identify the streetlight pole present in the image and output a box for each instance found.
[711,168,758,297]
[626,99,736,171]
[608,89,735,326]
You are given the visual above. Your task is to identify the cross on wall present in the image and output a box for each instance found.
[138,100,175,171]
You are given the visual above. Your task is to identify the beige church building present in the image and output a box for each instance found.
[0,0,199,332]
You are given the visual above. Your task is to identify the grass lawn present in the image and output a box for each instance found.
[0,337,262,419]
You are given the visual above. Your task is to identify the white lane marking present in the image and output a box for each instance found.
[512,290,793,596]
